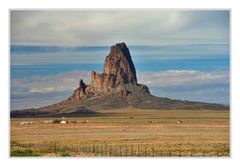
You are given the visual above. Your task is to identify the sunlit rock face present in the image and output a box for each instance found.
[103,42,137,86]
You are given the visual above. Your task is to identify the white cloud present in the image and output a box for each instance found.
[137,70,228,87]
[30,87,55,93]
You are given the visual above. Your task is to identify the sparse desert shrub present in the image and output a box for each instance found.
[10,140,18,146]
[60,151,71,157]
[11,149,41,157]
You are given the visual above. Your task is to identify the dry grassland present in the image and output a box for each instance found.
[10,109,229,157]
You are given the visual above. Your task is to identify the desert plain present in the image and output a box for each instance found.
[10,108,229,157]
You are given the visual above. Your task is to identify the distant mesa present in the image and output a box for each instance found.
[11,42,229,118]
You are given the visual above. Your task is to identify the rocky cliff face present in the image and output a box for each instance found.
[70,42,149,101]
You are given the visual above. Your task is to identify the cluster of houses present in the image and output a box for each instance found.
[18,117,68,125]
[18,117,90,125]
[19,121,34,125]
[43,120,68,124]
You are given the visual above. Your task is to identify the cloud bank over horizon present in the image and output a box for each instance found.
[11,70,229,110]
[10,44,229,66]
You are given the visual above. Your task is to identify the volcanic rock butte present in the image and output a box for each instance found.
[11,42,229,117]
[70,42,148,102]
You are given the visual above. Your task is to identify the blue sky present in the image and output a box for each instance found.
[10,10,230,110]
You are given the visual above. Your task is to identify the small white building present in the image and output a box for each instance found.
[82,120,89,124]
[60,120,67,124]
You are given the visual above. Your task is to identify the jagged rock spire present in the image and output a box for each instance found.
[70,42,147,101]
[104,42,137,85]
[79,79,86,91]
[90,42,138,91]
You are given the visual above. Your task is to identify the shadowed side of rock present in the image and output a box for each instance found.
[71,79,87,101]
